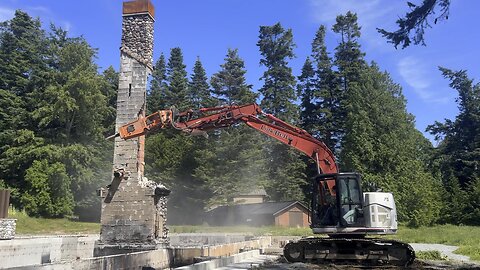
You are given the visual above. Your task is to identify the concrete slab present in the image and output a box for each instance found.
[174,250,276,270]
[215,254,279,270]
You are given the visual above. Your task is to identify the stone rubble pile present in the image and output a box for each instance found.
[0,219,16,240]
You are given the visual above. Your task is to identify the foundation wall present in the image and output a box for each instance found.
[1,235,273,270]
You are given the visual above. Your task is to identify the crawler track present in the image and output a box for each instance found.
[283,237,415,267]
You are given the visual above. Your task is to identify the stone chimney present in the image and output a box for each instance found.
[94,0,169,256]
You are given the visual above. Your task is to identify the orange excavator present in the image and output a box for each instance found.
[110,103,415,266]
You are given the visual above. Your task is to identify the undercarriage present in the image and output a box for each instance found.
[283,237,415,266]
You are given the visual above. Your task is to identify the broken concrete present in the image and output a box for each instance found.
[0,219,16,240]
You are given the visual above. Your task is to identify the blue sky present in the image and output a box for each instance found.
[1,0,479,143]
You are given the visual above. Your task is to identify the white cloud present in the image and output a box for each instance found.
[398,56,450,104]
[307,0,405,51]
[26,6,51,14]
[309,0,393,28]
[0,7,15,21]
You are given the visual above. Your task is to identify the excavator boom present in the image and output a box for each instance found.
[118,103,338,175]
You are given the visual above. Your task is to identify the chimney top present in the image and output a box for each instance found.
[123,0,155,19]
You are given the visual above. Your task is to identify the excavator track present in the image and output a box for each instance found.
[283,237,415,267]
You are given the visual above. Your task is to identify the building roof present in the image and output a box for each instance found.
[207,201,308,217]
[236,188,268,197]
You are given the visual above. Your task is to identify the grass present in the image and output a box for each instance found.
[170,225,314,236]
[9,208,99,235]
[415,250,447,261]
[386,224,480,261]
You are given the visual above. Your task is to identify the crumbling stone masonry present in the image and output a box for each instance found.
[94,0,169,257]
[0,219,16,240]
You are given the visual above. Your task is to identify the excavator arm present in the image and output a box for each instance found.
[115,103,338,175]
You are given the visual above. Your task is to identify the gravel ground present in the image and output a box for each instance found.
[409,243,471,262]
[214,243,480,270]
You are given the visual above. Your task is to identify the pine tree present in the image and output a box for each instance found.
[427,67,480,224]
[147,54,168,113]
[165,47,190,110]
[0,10,50,98]
[145,50,212,224]
[189,57,215,109]
[257,23,298,122]
[297,57,316,134]
[333,12,365,87]
[211,48,256,104]
[378,0,450,49]
[195,48,268,206]
[257,23,306,201]
[311,25,339,152]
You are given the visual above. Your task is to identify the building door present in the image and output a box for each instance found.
[289,211,303,227]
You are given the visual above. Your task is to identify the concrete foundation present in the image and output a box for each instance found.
[0,234,273,269]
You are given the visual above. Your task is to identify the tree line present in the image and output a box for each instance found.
[0,10,478,226]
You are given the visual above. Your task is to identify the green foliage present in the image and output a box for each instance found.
[2,7,476,230]
[145,49,212,224]
[427,67,480,225]
[297,57,316,134]
[378,0,450,48]
[339,63,443,226]
[147,54,168,113]
[257,23,306,202]
[310,25,340,152]
[21,160,73,217]
[189,57,215,108]
[0,11,114,219]
[257,22,298,122]
[211,48,256,104]
[194,48,268,206]
[165,47,190,111]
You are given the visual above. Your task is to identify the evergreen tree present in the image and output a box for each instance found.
[0,11,114,219]
[257,23,306,201]
[333,11,365,91]
[195,48,268,206]
[297,57,316,134]
[165,47,190,110]
[311,25,340,152]
[210,48,256,104]
[340,63,442,226]
[145,51,211,224]
[331,12,366,157]
[378,0,450,48]
[0,10,51,98]
[147,54,168,113]
[189,57,215,108]
[257,23,298,121]
[427,67,480,224]
[101,66,118,135]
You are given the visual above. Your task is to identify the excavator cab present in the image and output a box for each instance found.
[312,173,366,234]
[311,172,399,236]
